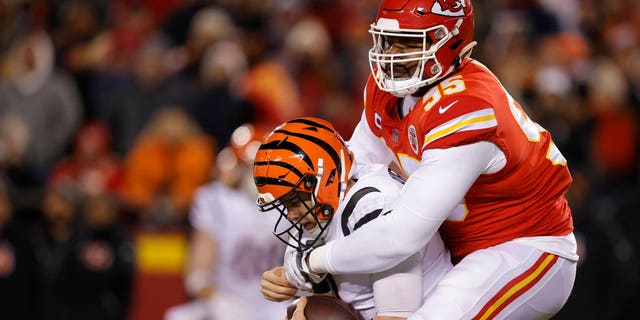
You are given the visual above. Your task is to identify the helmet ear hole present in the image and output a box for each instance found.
[317,204,333,220]
[449,39,463,50]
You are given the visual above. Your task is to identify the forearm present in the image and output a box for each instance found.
[185,230,217,297]
[309,168,451,274]
[309,191,442,274]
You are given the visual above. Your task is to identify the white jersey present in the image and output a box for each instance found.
[189,181,288,319]
[323,164,452,319]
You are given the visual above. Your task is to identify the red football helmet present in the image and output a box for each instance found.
[253,117,353,250]
[217,123,271,193]
[369,0,476,97]
[218,123,269,170]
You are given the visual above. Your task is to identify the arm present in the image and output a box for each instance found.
[184,228,217,300]
[184,186,218,299]
[309,141,500,274]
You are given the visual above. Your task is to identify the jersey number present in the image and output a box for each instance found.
[505,89,567,165]
[421,75,466,111]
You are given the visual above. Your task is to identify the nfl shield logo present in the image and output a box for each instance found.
[408,125,419,154]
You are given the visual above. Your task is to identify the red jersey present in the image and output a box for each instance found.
[362,60,574,260]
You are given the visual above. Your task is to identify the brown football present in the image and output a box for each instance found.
[286,295,364,320]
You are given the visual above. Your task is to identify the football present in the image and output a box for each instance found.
[286,295,364,320]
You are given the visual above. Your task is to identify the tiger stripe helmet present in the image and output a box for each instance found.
[253,117,353,250]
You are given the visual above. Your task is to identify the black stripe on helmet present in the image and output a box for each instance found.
[287,118,334,132]
[258,139,314,170]
[286,118,348,149]
[274,129,342,178]
[253,176,296,188]
[254,160,305,179]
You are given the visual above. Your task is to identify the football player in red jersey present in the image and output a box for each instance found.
[286,1,579,319]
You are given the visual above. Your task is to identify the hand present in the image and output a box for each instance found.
[285,296,308,320]
[283,246,326,292]
[262,266,298,302]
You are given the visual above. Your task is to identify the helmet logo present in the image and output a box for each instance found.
[431,0,466,17]
[408,125,419,154]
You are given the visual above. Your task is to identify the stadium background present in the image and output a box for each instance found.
[0,0,638,319]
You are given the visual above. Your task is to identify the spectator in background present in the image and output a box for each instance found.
[97,34,189,156]
[236,12,304,129]
[120,107,216,227]
[31,179,134,320]
[186,40,255,148]
[0,178,38,320]
[30,180,81,320]
[280,14,360,137]
[52,0,108,119]
[0,30,82,183]
[586,58,639,188]
[77,192,135,320]
[177,6,239,81]
[282,16,333,119]
[48,120,123,200]
[164,123,287,320]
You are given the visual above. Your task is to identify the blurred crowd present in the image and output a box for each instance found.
[0,0,638,319]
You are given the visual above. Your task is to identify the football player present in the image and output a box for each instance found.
[287,1,579,319]
[254,117,452,320]
[164,124,288,320]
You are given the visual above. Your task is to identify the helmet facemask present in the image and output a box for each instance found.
[257,174,332,251]
[369,18,465,97]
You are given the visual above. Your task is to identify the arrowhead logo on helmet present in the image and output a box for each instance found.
[431,0,467,17]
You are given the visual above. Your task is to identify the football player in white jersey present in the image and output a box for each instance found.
[285,1,578,319]
[165,124,288,320]
[254,117,452,320]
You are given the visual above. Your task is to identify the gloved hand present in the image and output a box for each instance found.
[283,236,327,292]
